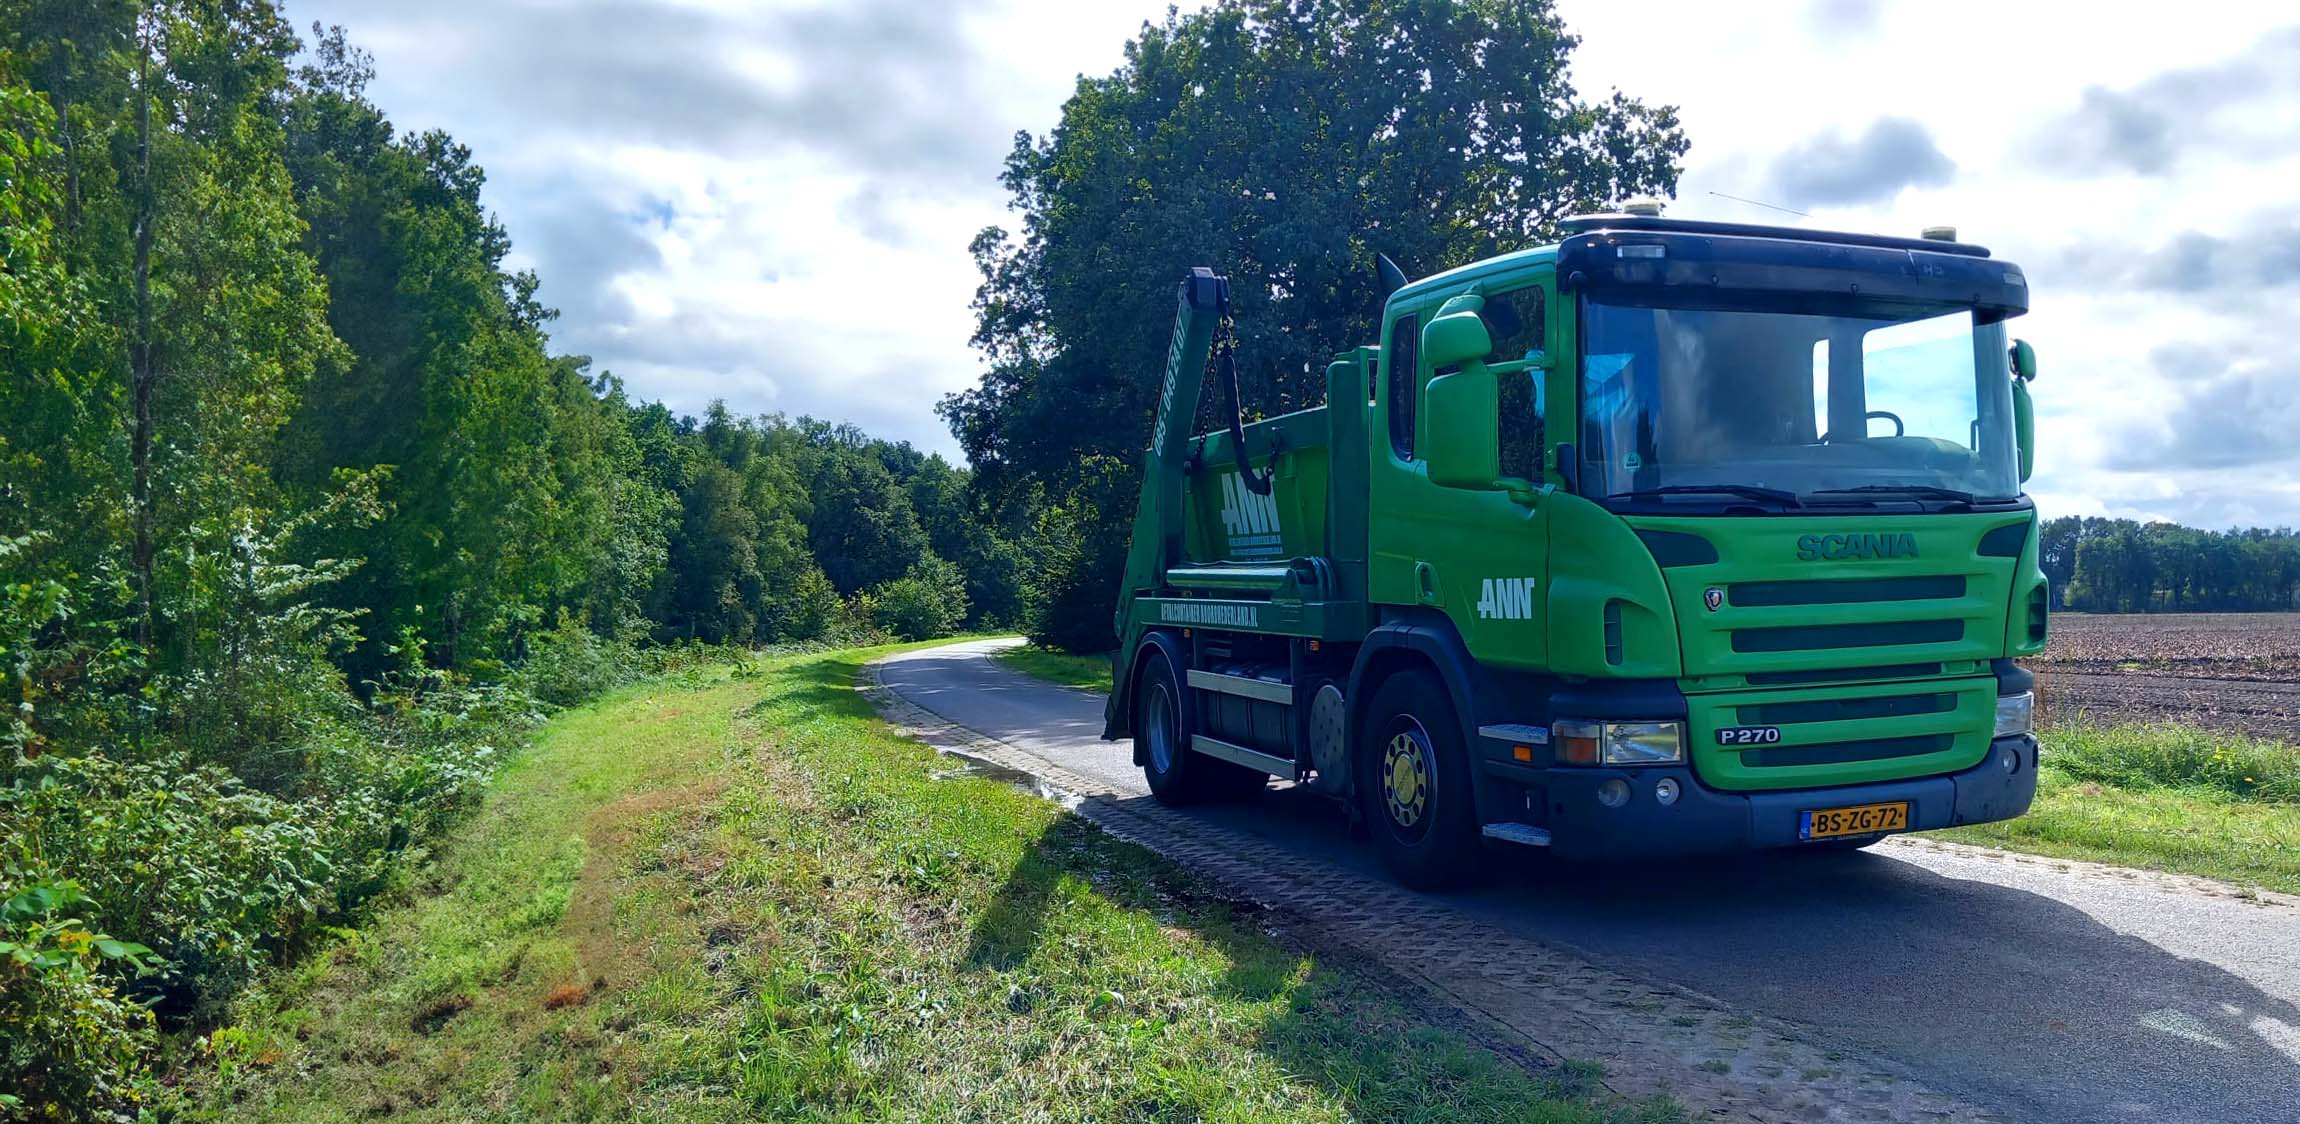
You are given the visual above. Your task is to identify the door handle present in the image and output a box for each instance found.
[1414,561,1439,605]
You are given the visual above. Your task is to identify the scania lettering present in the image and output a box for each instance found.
[1103,211,2047,888]
[1798,533,1920,561]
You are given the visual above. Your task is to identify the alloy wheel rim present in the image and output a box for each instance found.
[1382,721,1434,832]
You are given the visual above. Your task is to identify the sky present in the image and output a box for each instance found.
[291,0,2300,529]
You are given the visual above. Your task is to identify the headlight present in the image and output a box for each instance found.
[1552,720,1685,765]
[1994,691,2034,738]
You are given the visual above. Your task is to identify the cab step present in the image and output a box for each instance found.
[1190,734,1300,780]
[1481,822,1554,848]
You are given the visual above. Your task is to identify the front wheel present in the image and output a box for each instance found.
[1357,669,1481,890]
[1136,650,1265,805]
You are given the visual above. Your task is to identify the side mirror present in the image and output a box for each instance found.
[1423,364,1500,489]
[2008,338,2036,482]
[2012,378,2035,483]
[1421,297,1493,372]
[2009,338,2037,382]
[1419,296,1500,489]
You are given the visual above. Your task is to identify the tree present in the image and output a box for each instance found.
[941,0,1686,647]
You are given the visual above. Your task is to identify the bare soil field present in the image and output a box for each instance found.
[2039,613,2300,741]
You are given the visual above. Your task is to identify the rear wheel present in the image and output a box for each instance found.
[1136,650,1266,805]
[1357,669,1481,889]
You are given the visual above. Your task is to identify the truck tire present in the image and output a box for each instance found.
[1136,651,1266,805]
[1357,669,1481,889]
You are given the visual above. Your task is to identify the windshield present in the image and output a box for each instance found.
[1578,296,2020,505]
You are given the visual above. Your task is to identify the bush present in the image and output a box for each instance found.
[1024,455,1133,654]
[776,566,843,642]
[2,756,334,1021]
[1026,515,1126,653]
[865,556,969,641]
[518,610,637,709]
[0,881,155,1122]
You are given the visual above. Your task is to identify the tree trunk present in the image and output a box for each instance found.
[130,36,157,653]
[53,82,78,231]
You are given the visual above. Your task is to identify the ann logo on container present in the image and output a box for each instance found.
[1476,577,1539,620]
[1219,473,1284,560]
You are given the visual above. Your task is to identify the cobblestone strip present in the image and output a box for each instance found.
[861,661,2008,1124]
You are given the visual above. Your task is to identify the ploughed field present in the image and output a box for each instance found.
[2038,612,2300,741]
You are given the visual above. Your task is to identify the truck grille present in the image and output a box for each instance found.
[1729,575,1965,606]
[1630,514,2024,790]
[1687,677,1995,791]
[1731,619,1963,653]
[1738,692,1955,725]
[1745,662,1942,686]
[1744,734,1954,768]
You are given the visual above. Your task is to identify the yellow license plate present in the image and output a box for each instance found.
[1799,801,1909,841]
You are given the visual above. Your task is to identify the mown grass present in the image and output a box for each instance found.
[990,643,1114,692]
[172,643,1675,1123]
[1943,722,2300,894]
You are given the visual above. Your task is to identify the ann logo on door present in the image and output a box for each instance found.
[1219,473,1284,559]
[1477,577,1538,620]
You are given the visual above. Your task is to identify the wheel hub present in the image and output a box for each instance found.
[1382,727,1432,829]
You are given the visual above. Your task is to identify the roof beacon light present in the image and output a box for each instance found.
[1921,225,1958,242]
[1622,198,1665,217]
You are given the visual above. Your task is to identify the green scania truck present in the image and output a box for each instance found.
[1102,210,2048,888]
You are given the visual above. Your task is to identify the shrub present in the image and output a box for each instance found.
[1024,456,1133,654]
[1,756,333,1021]
[518,610,637,709]
[0,881,155,1122]
[777,566,843,642]
[866,556,969,641]
[1026,514,1125,653]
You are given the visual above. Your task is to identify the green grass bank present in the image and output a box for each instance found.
[990,643,1113,691]
[172,644,1675,1123]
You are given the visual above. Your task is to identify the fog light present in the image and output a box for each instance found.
[1597,778,1631,808]
[2001,745,2021,775]
[1654,777,1681,806]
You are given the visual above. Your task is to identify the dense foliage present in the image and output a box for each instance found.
[2042,516,2300,612]
[943,0,1687,649]
[0,6,1018,1117]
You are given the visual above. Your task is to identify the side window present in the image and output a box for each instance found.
[1387,312,1420,459]
[1488,285,1547,480]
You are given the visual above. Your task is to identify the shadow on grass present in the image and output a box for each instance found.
[960,810,1628,1122]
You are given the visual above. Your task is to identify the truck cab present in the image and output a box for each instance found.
[1106,213,2046,888]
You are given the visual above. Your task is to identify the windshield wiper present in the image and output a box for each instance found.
[1811,484,1977,506]
[1614,484,1801,508]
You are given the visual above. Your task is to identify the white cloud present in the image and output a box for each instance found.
[296,0,2300,526]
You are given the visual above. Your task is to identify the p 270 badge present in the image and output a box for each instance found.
[1715,726,1783,745]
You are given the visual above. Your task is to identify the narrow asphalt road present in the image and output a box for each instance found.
[878,640,2300,1124]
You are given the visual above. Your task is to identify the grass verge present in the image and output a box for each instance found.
[988,649,2300,895]
[172,643,1674,1123]
[990,643,1114,691]
[1941,722,2300,894]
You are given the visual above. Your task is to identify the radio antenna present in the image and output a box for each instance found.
[1706,190,1810,218]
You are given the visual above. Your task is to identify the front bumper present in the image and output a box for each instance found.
[1508,734,2038,859]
